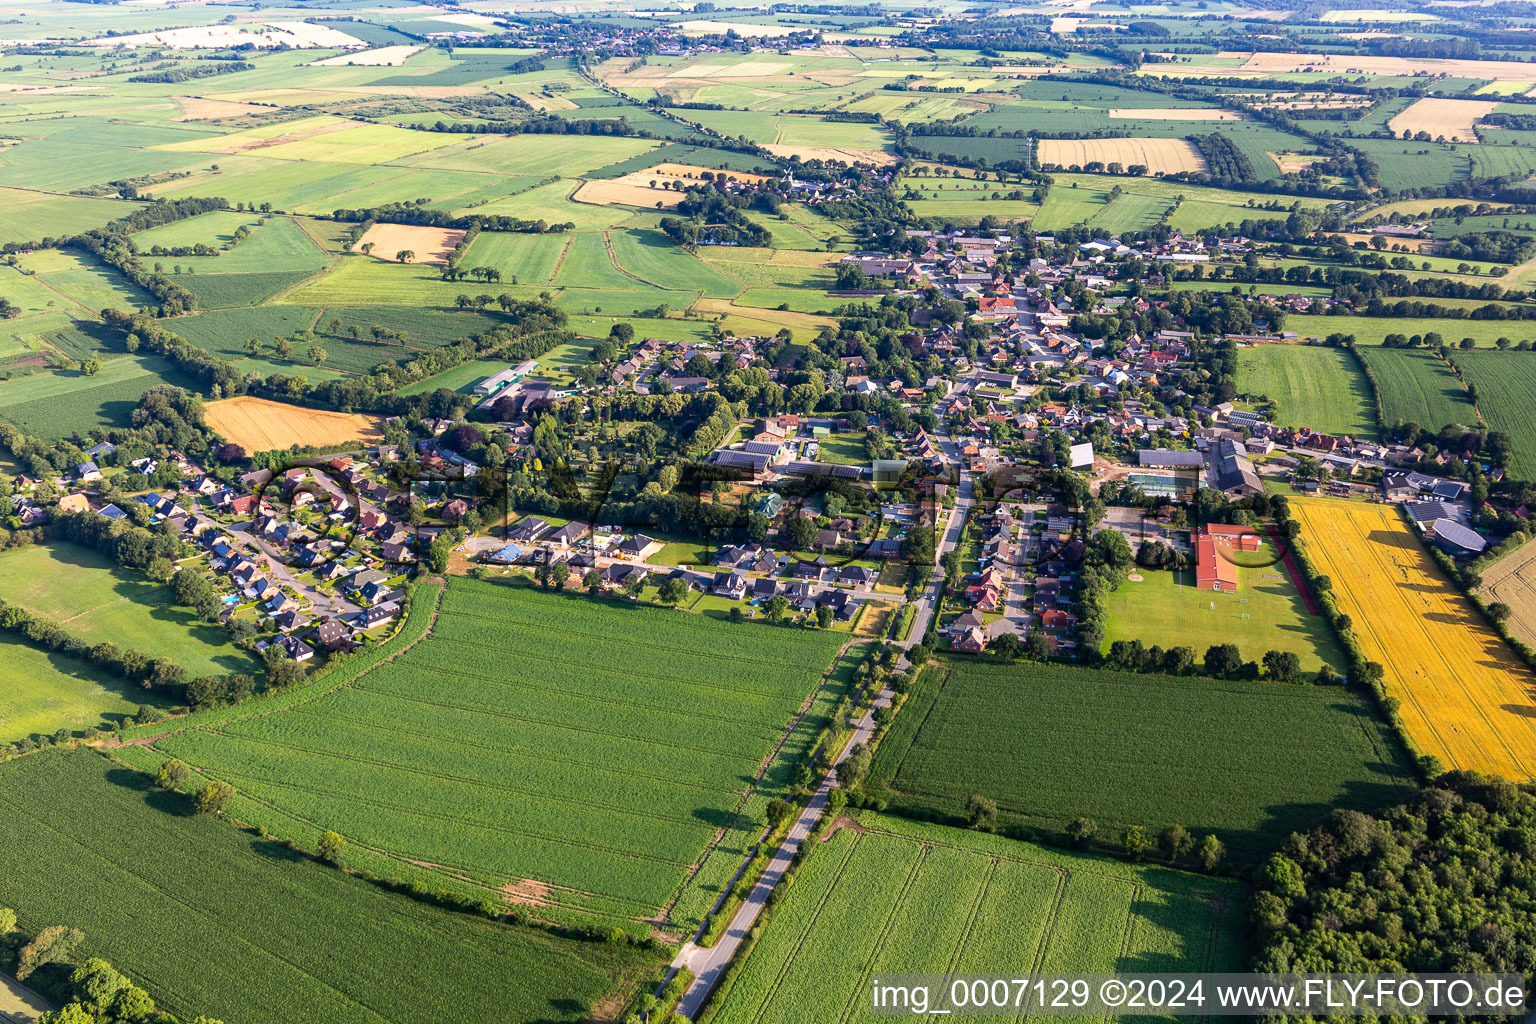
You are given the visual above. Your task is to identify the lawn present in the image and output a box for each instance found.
[144,578,847,928]
[1235,344,1378,438]
[398,358,513,396]
[1357,346,1477,432]
[0,634,174,743]
[0,543,258,680]
[0,750,660,1024]
[709,812,1246,1024]
[1101,549,1346,674]
[813,432,869,466]
[869,657,1416,865]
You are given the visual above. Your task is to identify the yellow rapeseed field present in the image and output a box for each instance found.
[1292,497,1536,780]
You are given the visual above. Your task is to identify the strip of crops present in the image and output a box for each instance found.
[706,814,1242,1024]
[874,660,1415,865]
[151,579,843,922]
[1358,346,1477,432]
[0,751,656,1024]
[1452,350,1536,479]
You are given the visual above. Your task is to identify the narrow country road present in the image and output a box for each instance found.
[667,427,972,1019]
[0,971,53,1024]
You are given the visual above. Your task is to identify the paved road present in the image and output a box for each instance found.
[672,676,893,1020]
[0,972,52,1024]
[666,429,972,1019]
[226,524,361,618]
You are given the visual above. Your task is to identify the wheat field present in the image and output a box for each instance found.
[1293,498,1536,780]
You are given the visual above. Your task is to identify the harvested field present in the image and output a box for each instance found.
[573,162,771,208]
[173,96,270,121]
[1224,51,1536,80]
[204,119,353,155]
[1107,107,1241,120]
[82,23,362,49]
[762,144,896,166]
[205,396,382,452]
[573,177,682,209]
[648,162,774,184]
[1270,151,1329,172]
[1292,497,1536,781]
[1388,98,1497,143]
[354,223,465,265]
[515,91,577,111]
[311,45,423,66]
[1480,537,1536,650]
[1038,137,1206,174]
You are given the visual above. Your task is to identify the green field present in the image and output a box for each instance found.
[0,633,174,743]
[1347,139,1470,192]
[1453,350,1536,478]
[163,216,334,275]
[0,354,198,438]
[0,187,138,246]
[0,750,658,1024]
[130,210,264,250]
[610,228,741,297]
[0,543,257,680]
[709,813,1245,1024]
[1235,344,1378,437]
[143,578,847,927]
[461,230,570,285]
[16,248,154,314]
[1358,346,1478,432]
[1101,550,1346,674]
[1285,314,1536,348]
[869,658,1415,864]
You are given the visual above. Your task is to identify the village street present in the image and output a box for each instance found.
[667,433,971,1016]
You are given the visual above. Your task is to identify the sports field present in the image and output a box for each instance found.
[144,579,849,926]
[869,658,1414,864]
[1101,548,1345,674]
[0,543,255,681]
[0,750,659,1024]
[204,395,384,451]
[1292,497,1536,780]
[708,813,1245,1024]
[1235,344,1378,437]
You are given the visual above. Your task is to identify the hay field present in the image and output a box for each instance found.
[1037,137,1206,174]
[354,223,465,265]
[1480,537,1536,650]
[205,396,382,452]
[762,144,896,166]
[1388,98,1497,143]
[1292,498,1536,781]
[573,177,682,209]
[311,45,423,66]
[572,162,770,208]
[1228,51,1536,80]
[1107,107,1240,120]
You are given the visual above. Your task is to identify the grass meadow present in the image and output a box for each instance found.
[1235,344,1379,437]
[144,579,847,928]
[0,543,257,679]
[869,658,1415,865]
[708,813,1245,1024]
[0,750,660,1024]
[0,634,174,742]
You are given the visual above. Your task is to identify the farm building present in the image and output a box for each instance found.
[1429,518,1486,557]
[1139,449,1204,469]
